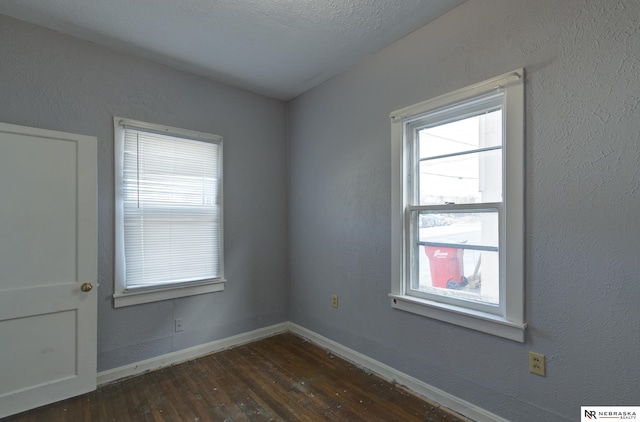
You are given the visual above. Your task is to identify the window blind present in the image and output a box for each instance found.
[122,128,222,290]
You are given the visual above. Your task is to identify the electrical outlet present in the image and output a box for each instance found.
[529,351,545,376]
[331,295,339,308]
[175,318,184,332]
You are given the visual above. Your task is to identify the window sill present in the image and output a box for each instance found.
[389,293,526,342]
[113,280,225,308]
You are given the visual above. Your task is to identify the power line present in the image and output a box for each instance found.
[419,131,478,148]
[420,171,478,180]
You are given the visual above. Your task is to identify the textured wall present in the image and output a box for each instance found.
[0,15,289,371]
[288,0,640,420]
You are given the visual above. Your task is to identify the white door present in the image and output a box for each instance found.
[0,122,97,418]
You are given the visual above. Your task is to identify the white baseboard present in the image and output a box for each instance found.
[288,323,508,422]
[97,322,289,386]
[97,321,505,422]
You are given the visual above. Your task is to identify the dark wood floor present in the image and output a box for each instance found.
[5,333,469,421]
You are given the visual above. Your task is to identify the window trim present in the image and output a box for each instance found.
[390,70,526,342]
[113,117,225,308]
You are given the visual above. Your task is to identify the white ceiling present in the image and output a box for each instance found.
[0,0,466,100]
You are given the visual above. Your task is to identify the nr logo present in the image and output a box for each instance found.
[584,409,597,419]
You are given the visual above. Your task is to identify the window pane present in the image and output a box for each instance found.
[418,211,498,249]
[122,128,222,289]
[124,211,221,287]
[418,109,502,159]
[413,211,499,306]
[123,132,220,208]
[419,149,502,205]
[414,247,499,305]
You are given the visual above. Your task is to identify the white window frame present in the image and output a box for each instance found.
[390,70,526,342]
[113,117,225,308]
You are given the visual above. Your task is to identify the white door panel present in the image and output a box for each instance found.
[0,122,97,418]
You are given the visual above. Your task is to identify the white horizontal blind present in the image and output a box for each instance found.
[122,128,222,290]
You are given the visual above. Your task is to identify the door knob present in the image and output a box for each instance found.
[80,282,93,292]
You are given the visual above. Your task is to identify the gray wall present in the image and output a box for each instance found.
[0,15,289,371]
[288,0,640,420]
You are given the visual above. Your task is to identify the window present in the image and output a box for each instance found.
[390,70,526,341]
[113,118,224,307]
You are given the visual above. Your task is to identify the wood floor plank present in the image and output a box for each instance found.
[4,333,470,422]
[242,339,370,421]
[217,346,318,421]
[243,348,334,420]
